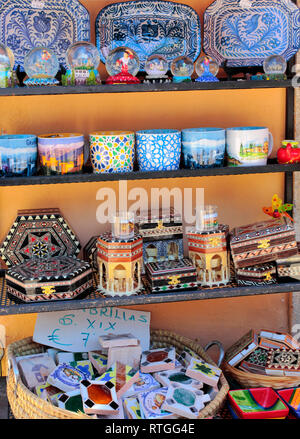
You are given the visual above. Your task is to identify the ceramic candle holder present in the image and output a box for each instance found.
[90,131,135,173]
[0,134,37,176]
[38,133,84,175]
[182,128,225,169]
[136,129,181,171]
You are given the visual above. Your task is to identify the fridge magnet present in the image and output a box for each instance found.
[47,362,93,393]
[277,141,300,165]
[123,396,144,419]
[265,348,300,376]
[80,379,119,415]
[162,382,210,419]
[95,362,140,398]
[105,46,140,84]
[23,47,59,86]
[99,333,139,349]
[186,357,221,387]
[154,367,203,390]
[57,390,84,414]
[88,352,108,376]
[107,343,142,370]
[138,387,173,419]
[140,347,176,373]
[123,372,161,398]
[18,353,56,391]
[224,329,259,367]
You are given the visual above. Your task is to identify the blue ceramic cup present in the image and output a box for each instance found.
[182,128,226,169]
[136,129,181,171]
[0,134,37,176]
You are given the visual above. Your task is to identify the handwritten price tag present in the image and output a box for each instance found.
[33,307,151,352]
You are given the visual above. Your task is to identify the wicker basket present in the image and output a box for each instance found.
[6,330,229,419]
[223,361,300,390]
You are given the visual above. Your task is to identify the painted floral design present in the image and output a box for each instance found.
[90,134,134,174]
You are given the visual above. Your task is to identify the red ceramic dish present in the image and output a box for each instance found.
[277,388,300,418]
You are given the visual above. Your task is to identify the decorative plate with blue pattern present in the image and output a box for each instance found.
[203,0,300,67]
[0,0,90,71]
[95,0,201,71]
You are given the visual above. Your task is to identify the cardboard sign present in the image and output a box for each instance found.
[33,307,150,352]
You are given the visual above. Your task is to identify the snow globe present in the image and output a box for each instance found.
[62,41,101,86]
[144,54,170,84]
[0,44,13,88]
[171,56,194,83]
[23,47,59,86]
[105,46,140,84]
[263,55,287,80]
[195,56,219,82]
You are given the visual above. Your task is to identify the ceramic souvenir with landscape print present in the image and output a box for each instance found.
[90,131,135,174]
[0,0,90,71]
[182,128,225,169]
[203,0,300,67]
[95,0,201,70]
[0,134,37,176]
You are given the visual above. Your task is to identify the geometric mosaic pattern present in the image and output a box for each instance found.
[0,208,81,267]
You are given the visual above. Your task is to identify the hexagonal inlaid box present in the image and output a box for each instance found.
[0,208,81,267]
[6,256,93,303]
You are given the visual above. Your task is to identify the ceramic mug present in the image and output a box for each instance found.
[38,133,84,175]
[182,128,225,169]
[0,134,37,176]
[90,131,135,173]
[136,129,181,171]
[226,126,273,166]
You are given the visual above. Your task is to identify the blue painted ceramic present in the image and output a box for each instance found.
[0,0,90,71]
[95,0,201,71]
[203,0,300,67]
[182,128,226,169]
[0,134,37,176]
[136,129,181,171]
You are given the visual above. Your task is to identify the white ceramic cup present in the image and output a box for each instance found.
[226,126,273,166]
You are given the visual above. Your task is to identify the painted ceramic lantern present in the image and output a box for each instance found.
[144,55,169,82]
[136,129,181,171]
[89,131,135,173]
[171,56,194,83]
[64,41,101,86]
[0,134,37,176]
[0,44,13,88]
[38,133,84,175]
[195,56,219,82]
[24,47,59,86]
[105,46,140,84]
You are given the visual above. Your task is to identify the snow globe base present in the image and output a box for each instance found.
[106,72,140,85]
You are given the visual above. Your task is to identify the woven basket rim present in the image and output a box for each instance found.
[7,331,229,419]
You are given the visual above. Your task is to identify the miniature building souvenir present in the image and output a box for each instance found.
[105,46,140,84]
[0,134,37,177]
[6,256,93,303]
[145,258,198,293]
[195,56,219,82]
[154,367,203,390]
[136,208,184,266]
[123,372,161,398]
[18,353,56,391]
[265,349,300,376]
[97,229,143,297]
[47,362,92,393]
[187,224,230,288]
[80,379,120,415]
[63,41,101,86]
[140,347,176,373]
[123,397,144,419]
[0,208,81,267]
[224,329,259,367]
[186,357,221,387]
[83,236,98,271]
[138,387,173,419]
[23,47,59,86]
[38,133,85,175]
[171,56,194,83]
[162,383,210,419]
[144,55,170,84]
[235,263,277,286]
[230,219,298,269]
[95,362,139,398]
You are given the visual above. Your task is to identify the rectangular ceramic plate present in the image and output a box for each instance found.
[95,0,201,70]
[203,0,300,67]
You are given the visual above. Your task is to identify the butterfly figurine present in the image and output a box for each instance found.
[262,194,294,222]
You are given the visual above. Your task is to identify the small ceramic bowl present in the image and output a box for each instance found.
[136,129,181,171]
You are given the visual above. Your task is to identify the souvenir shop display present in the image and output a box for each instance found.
[181,128,226,169]
[277,141,300,164]
[38,133,85,175]
[144,55,171,84]
[136,129,181,171]
[0,208,81,267]
[203,0,300,67]
[105,47,140,84]
[170,56,194,83]
[0,134,37,176]
[62,41,101,86]
[263,55,287,80]
[23,47,59,86]
[97,216,143,297]
[195,56,219,82]
[95,0,201,70]
[0,0,90,71]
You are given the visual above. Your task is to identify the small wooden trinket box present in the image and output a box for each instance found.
[145,258,198,293]
[265,348,300,376]
[6,256,93,303]
[235,263,277,286]
[224,329,259,367]
[230,219,298,269]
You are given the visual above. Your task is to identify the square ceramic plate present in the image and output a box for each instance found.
[0,0,90,71]
[95,0,201,70]
[203,0,300,67]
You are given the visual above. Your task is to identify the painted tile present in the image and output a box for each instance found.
[122,372,161,398]
[186,357,221,387]
[162,383,210,419]
[123,397,144,419]
[140,347,176,373]
[95,362,139,398]
[154,367,203,389]
[80,379,120,415]
[47,362,92,393]
[99,333,139,348]
[138,387,173,419]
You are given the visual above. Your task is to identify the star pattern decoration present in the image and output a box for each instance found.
[20,233,60,259]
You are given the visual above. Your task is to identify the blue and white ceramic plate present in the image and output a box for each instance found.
[95,0,201,70]
[0,0,90,71]
[203,0,300,67]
